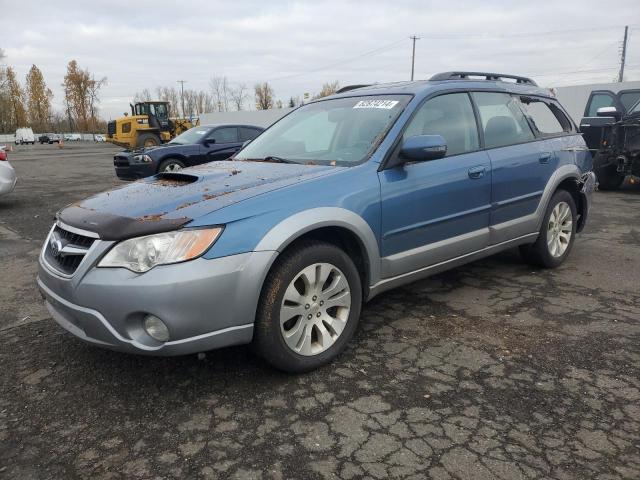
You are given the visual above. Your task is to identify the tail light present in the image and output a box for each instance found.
[0,149,6,161]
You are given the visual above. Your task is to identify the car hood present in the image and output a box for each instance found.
[58,160,339,240]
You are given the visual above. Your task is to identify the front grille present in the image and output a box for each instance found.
[44,224,96,276]
[107,120,116,137]
[113,154,130,167]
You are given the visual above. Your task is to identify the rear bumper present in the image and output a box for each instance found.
[577,171,596,233]
[38,244,278,356]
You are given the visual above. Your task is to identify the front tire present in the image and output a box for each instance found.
[158,158,185,173]
[253,240,362,373]
[520,189,577,268]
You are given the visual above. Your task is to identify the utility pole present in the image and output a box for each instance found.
[618,26,629,83]
[177,80,187,117]
[410,35,420,81]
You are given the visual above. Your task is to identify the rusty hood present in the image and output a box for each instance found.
[57,160,338,240]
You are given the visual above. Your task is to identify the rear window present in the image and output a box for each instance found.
[519,98,569,136]
[239,127,262,142]
[472,92,535,148]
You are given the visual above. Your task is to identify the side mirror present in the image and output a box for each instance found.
[387,135,446,169]
[205,138,216,145]
[596,106,622,120]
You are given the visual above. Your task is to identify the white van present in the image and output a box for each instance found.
[15,128,36,145]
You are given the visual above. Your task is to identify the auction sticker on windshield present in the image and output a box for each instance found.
[353,99,399,109]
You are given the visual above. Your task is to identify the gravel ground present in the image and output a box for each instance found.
[1,143,639,480]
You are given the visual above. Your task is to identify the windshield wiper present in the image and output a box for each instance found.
[240,156,296,164]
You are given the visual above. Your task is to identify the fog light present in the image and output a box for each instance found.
[143,315,169,342]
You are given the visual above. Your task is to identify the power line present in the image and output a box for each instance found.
[268,38,406,82]
[415,24,640,40]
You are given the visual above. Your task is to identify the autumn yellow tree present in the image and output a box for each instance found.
[63,60,106,132]
[26,65,53,132]
[314,81,340,99]
[5,67,27,129]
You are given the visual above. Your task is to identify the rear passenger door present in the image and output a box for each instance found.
[202,127,241,163]
[472,92,553,244]
[378,92,492,278]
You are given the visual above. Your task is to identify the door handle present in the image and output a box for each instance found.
[468,166,485,179]
[539,153,552,164]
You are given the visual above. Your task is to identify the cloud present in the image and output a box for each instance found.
[2,0,639,120]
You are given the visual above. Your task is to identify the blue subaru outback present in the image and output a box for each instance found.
[38,72,595,372]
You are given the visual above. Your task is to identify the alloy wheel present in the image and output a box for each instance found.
[547,201,572,257]
[279,262,351,356]
[164,163,182,172]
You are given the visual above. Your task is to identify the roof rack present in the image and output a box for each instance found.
[335,84,372,94]
[429,71,537,86]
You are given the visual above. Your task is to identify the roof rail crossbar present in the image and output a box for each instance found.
[335,84,372,94]
[429,71,537,86]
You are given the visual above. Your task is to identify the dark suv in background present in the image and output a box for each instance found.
[579,89,640,190]
[113,124,264,179]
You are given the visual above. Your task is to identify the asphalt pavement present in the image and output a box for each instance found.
[1,143,639,479]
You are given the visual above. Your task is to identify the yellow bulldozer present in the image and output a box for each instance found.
[106,101,197,149]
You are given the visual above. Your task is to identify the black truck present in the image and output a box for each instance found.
[579,89,640,190]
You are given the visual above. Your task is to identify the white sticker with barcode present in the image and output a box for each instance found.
[353,100,399,109]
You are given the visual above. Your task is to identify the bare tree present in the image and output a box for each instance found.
[230,83,249,111]
[87,75,107,132]
[254,82,274,110]
[134,88,152,103]
[209,76,230,112]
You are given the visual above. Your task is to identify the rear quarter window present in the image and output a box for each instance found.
[519,98,571,136]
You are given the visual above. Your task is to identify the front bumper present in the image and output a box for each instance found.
[113,151,156,180]
[38,239,277,356]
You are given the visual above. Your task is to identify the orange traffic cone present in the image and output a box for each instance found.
[7,144,13,152]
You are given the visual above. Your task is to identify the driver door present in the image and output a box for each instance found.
[378,92,492,278]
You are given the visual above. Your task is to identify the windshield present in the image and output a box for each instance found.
[169,126,210,145]
[235,95,411,166]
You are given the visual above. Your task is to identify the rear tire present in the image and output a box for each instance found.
[136,133,161,149]
[158,158,185,173]
[520,189,577,269]
[253,240,362,373]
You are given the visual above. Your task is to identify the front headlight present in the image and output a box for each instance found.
[98,228,222,272]
[133,154,152,163]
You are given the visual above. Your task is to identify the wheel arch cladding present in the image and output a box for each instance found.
[555,177,586,232]
[254,207,381,292]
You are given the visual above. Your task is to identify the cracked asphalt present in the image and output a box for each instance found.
[1,143,639,479]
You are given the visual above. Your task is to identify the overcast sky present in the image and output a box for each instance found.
[2,0,639,119]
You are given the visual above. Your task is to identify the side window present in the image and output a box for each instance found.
[239,127,262,142]
[403,93,479,156]
[207,127,238,144]
[619,91,640,113]
[586,93,616,117]
[518,98,568,136]
[472,92,535,149]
